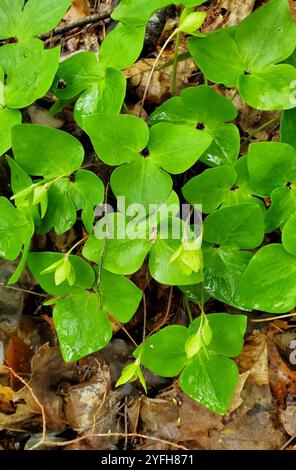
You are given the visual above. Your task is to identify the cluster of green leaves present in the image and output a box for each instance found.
[2,0,296,415]
[0,0,73,155]
[188,0,296,110]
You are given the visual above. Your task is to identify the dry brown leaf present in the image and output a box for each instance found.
[280,401,296,437]
[0,403,33,430]
[228,371,250,414]
[205,0,255,32]
[125,57,196,106]
[64,366,111,430]
[17,343,79,430]
[6,335,33,384]
[267,322,296,406]
[63,0,90,21]
[0,384,14,414]
[236,330,269,385]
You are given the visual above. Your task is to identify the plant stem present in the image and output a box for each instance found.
[242,115,281,144]
[171,30,181,96]
[67,235,89,255]
[139,29,178,117]
[184,298,193,323]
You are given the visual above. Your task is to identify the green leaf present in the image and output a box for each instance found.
[27,251,95,296]
[247,142,296,196]
[151,86,239,167]
[0,108,21,156]
[234,0,296,70]
[187,28,244,88]
[265,186,296,232]
[110,157,173,210]
[179,284,210,305]
[203,244,253,307]
[20,0,72,39]
[180,354,238,415]
[0,0,24,40]
[100,22,145,70]
[281,107,296,150]
[52,52,101,101]
[100,269,142,323]
[83,213,151,275]
[149,122,212,174]
[12,124,84,178]
[8,236,31,285]
[70,169,104,232]
[53,291,112,362]
[181,85,238,125]
[84,113,149,165]
[189,313,247,357]
[238,64,296,111]
[2,39,60,109]
[203,204,265,249]
[0,197,32,261]
[38,179,76,234]
[201,123,240,167]
[235,244,296,313]
[136,325,188,377]
[182,166,237,213]
[112,0,172,26]
[74,68,126,128]
[149,218,203,286]
[282,214,296,256]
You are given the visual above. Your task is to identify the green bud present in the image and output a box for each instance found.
[179,11,206,34]
[185,333,203,358]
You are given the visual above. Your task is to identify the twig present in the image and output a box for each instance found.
[91,362,108,435]
[2,366,46,451]
[0,283,47,298]
[139,29,177,117]
[39,9,113,40]
[251,312,296,323]
[43,432,187,450]
[281,433,296,450]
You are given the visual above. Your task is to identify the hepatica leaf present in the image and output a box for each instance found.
[0,39,60,109]
[151,86,239,167]
[84,113,149,165]
[0,0,72,40]
[247,142,296,196]
[235,244,296,313]
[282,214,296,256]
[111,158,173,211]
[180,354,239,415]
[149,122,212,174]
[54,291,112,362]
[136,325,188,377]
[0,197,32,260]
[203,204,265,249]
[112,0,173,26]
[100,270,142,323]
[281,108,296,150]
[188,313,247,357]
[99,22,146,70]
[0,108,21,156]
[188,0,296,110]
[12,124,84,178]
[27,252,95,296]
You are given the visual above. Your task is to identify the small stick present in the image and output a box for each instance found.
[39,9,113,40]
